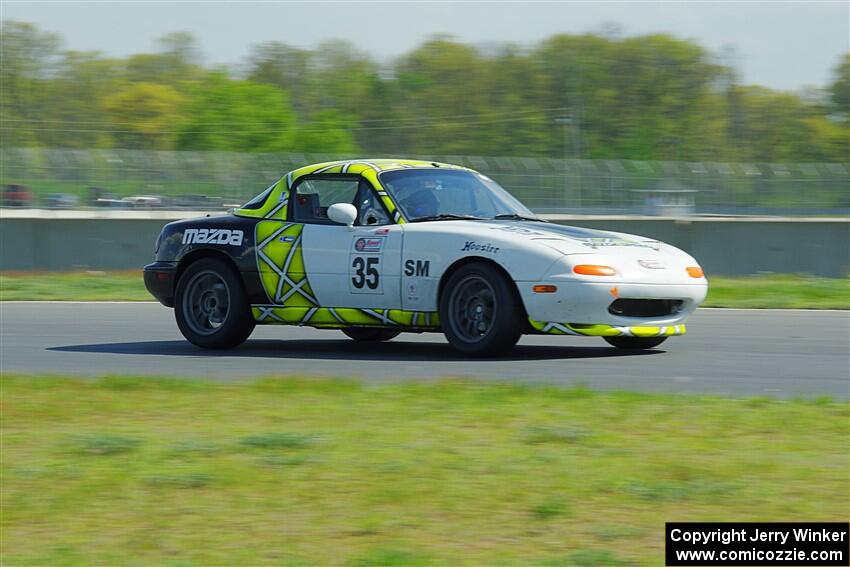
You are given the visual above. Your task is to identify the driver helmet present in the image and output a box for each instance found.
[401,186,439,218]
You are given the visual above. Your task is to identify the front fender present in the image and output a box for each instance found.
[149,214,268,305]
[399,222,565,311]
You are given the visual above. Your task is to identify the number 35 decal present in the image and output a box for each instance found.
[351,256,381,292]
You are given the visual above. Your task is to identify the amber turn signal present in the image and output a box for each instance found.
[686,266,704,278]
[532,284,558,293]
[573,265,616,276]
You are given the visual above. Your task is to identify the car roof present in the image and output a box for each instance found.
[289,158,471,178]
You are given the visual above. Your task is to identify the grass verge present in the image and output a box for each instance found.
[0,270,148,301]
[1,271,848,309]
[1,374,847,566]
[703,274,849,309]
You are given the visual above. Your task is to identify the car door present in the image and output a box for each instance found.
[294,175,403,309]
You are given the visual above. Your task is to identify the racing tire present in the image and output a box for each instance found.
[175,257,255,349]
[341,328,401,342]
[603,335,668,350]
[439,262,523,357]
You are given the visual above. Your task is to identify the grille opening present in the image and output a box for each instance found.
[608,299,683,318]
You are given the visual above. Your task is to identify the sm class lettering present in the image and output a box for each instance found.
[404,259,430,277]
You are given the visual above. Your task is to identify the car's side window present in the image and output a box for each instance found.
[291,177,359,224]
[291,176,390,226]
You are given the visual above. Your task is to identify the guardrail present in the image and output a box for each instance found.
[2,148,848,216]
[1,210,847,277]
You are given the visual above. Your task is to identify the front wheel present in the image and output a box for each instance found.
[439,262,524,357]
[603,335,668,350]
[341,328,401,342]
[175,257,255,349]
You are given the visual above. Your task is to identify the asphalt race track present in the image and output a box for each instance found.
[1,302,847,398]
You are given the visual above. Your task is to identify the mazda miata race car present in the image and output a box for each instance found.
[144,159,708,356]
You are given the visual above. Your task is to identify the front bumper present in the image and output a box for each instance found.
[519,280,707,331]
[143,261,177,307]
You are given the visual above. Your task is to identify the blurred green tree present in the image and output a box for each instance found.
[39,52,123,148]
[246,41,310,111]
[392,35,488,154]
[829,54,850,116]
[0,20,62,147]
[124,32,203,84]
[104,83,185,149]
[174,72,297,152]
[309,40,378,118]
[477,44,550,156]
[295,110,358,154]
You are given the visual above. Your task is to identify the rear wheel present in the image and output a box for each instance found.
[439,262,523,357]
[603,335,667,350]
[341,328,401,342]
[175,257,255,349]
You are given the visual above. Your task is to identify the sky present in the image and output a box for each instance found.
[2,1,848,91]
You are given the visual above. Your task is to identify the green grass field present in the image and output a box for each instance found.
[704,274,849,309]
[1,375,847,566]
[1,271,847,309]
[0,271,149,301]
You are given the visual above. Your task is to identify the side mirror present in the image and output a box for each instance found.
[327,203,357,227]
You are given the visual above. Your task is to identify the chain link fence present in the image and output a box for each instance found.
[1,148,847,215]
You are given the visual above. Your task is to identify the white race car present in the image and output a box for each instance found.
[144,159,708,356]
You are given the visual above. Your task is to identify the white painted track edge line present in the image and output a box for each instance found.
[696,307,849,313]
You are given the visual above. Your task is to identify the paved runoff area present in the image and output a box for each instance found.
[1,302,847,398]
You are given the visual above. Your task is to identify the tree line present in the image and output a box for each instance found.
[2,20,848,162]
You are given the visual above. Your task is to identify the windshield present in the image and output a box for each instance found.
[379,169,537,222]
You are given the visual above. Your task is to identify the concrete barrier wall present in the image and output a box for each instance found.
[1,217,165,271]
[1,211,847,277]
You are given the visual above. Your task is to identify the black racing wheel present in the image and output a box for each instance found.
[341,328,401,342]
[603,335,668,350]
[174,257,255,349]
[439,262,523,357]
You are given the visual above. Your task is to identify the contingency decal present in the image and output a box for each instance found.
[353,236,385,253]
[255,221,318,307]
[461,241,500,254]
[252,306,439,329]
[580,237,657,250]
[528,319,686,337]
